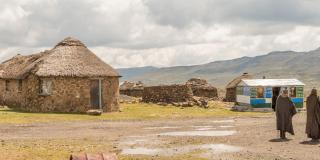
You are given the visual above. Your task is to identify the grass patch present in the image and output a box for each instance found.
[0,138,208,160]
[0,138,117,160]
[0,102,269,124]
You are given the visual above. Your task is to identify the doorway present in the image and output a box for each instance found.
[90,79,103,109]
[272,87,281,110]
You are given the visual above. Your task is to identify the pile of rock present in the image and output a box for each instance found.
[171,96,209,108]
[120,81,144,97]
[86,109,103,116]
[141,80,219,108]
[119,94,141,104]
[186,78,218,99]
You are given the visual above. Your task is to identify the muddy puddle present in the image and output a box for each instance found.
[200,144,241,153]
[195,127,216,131]
[120,121,239,157]
[219,125,234,128]
[120,135,164,146]
[144,126,180,130]
[212,119,235,123]
[121,144,242,156]
[158,130,236,137]
[122,147,161,155]
[191,125,213,128]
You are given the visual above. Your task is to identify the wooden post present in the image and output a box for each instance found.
[99,79,102,110]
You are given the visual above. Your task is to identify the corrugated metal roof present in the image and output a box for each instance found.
[239,79,305,87]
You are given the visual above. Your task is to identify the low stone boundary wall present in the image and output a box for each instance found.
[142,84,193,103]
[191,86,218,98]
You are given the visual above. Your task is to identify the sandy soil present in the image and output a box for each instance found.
[0,112,319,160]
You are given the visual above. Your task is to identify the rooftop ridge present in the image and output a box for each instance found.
[54,37,86,48]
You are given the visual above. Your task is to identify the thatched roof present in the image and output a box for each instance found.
[225,73,254,89]
[0,52,48,79]
[0,37,120,79]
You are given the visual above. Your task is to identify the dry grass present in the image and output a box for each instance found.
[0,138,116,160]
[0,102,268,124]
[0,137,208,160]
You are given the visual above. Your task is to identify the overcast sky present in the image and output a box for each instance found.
[1,0,320,68]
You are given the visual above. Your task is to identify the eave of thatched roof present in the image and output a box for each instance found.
[0,52,48,79]
[0,37,120,79]
[225,73,254,89]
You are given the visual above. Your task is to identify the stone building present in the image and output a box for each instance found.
[186,78,218,98]
[225,73,253,102]
[142,84,193,103]
[0,37,120,113]
[120,81,144,97]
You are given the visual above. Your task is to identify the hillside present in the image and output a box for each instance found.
[117,47,320,91]
[117,66,159,80]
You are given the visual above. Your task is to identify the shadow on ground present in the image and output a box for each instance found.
[300,140,320,145]
[268,138,292,142]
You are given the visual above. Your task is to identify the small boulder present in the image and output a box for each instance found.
[86,109,102,116]
[181,102,191,107]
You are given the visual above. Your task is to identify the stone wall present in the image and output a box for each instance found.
[120,89,143,97]
[142,84,193,103]
[191,86,218,98]
[185,78,218,99]
[120,81,144,97]
[0,79,24,107]
[225,88,236,102]
[102,77,120,112]
[0,75,119,113]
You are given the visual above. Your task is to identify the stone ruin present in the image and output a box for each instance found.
[142,84,193,103]
[120,81,144,97]
[186,78,218,99]
[142,84,210,108]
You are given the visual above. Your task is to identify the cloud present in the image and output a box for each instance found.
[1,0,320,68]
[144,0,320,29]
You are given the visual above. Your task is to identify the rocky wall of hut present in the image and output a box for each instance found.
[142,84,193,103]
[0,75,119,113]
[0,79,25,107]
[225,88,236,102]
[190,86,218,98]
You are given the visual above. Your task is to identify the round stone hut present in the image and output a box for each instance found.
[186,78,218,98]
[0,37,120,113]
[225,73,253,102]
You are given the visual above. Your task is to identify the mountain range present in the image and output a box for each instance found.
[117,47,320,92]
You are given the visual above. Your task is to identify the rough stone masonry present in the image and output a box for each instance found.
[142,84,193,103]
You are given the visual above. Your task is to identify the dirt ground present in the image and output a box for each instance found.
[0,112,319,160]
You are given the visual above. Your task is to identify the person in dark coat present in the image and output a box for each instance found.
[306,88,320,141]
[272,94,277,111]
[276,89,297,139]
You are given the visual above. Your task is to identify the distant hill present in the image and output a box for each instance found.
[117,66,159,81]
[117,47,320,92]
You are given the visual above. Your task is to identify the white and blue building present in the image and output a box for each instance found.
[236,79,305,109]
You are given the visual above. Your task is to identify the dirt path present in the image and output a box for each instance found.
[0,112,319,160]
